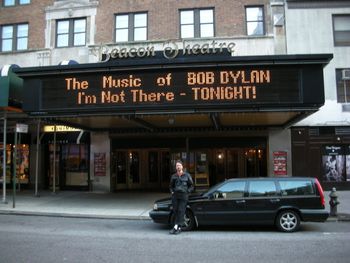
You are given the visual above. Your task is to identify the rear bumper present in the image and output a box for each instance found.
[300,209,329,222]
[149,210,171,224]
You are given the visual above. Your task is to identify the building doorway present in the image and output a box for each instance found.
[111,146,267,191]
[47,144,89,190]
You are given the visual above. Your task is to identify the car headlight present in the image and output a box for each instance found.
[153,203,158,210]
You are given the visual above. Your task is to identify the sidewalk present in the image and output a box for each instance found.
[0,189,349,221]
[0,190,169,220]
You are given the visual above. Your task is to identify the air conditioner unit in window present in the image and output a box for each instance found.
[342,69,350,80]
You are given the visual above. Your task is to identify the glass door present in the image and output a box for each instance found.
[115,151,127,189]
[160,151,171,189]
[195,151,209,189]
[114,150,141,190]
[128,151,140,188]
[61,144,89,187]
[48,144,60,190]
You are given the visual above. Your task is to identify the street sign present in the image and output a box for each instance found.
[16,123,28,133]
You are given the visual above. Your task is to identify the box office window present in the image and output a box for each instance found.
[245,6,265,36]
[62,144,88,172]
[336,68,350,103]
[56,18,86,47]
[115,13,147,42]
[0,23,28,52]
[180,8,214,39]
[333,15,350,46]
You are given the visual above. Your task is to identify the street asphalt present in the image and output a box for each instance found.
[0,188,349,221]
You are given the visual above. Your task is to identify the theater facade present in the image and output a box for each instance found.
[12,50,332,192]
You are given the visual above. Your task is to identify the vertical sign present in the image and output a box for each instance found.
[273,151,287,176]
[94,153,106,177]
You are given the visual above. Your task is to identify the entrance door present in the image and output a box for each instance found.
[160,151,171,189]
[114,151,141,190]
[215,149,242,182]
[48,144,60,190]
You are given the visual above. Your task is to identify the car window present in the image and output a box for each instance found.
[248,181,277,197]
[279,180,315,196]
[216,181,246,199]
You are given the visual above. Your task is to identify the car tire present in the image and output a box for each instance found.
[170,209,195,231]
[276,210,301,232]
[182,209,195,231]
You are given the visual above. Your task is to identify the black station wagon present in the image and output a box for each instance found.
[149,177,329,232]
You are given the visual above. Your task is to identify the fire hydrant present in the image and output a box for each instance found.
[329,187,340,217]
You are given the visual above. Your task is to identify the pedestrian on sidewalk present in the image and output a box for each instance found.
[169,160,194,235]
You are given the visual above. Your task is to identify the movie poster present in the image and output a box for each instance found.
[323,146,345,182]
[345,146,350,182]
[273,151,287,176]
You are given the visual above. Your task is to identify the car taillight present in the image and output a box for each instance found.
[315,179,325,207]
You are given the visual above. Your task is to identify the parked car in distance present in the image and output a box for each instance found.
[149,177,329,232]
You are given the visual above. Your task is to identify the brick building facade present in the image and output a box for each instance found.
[1,0,348,192]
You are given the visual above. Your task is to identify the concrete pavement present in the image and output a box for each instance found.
[0,190,169,220]
[0,189,349,221]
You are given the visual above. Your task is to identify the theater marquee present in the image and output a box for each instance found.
[20,54,331,116]
[32,66,304,114]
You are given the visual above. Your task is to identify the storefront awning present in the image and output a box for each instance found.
[0,65,23,109]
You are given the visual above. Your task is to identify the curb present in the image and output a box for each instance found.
[2,210,349,222]
[0,210,152,221]
[327,214,350,222]
[336,213,350,222]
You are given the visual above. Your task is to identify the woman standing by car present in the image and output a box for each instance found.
[169,160,194,235]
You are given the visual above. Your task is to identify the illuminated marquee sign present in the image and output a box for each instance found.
[43,125,81,132]
[38,66,301,113]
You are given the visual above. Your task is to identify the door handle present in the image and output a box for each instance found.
[269,199,280,203]
[235,200,246,204]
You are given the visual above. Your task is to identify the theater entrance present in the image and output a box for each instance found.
[111,145,267,191]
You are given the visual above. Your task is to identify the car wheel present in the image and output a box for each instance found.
[182,209,195,231]
[169,209,195,231]
[276,210,300,232]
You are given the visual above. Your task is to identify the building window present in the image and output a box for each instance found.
[336,68,350,103]
[3,0,30,6]
[56,18,86,47]
[180,8,214,39]
[333,15,350,46]
[245,6,265,36]
[0,23,28,52]
[115,13,147,42]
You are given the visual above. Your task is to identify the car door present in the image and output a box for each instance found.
[200,180,247,225]
[244,180,280,224]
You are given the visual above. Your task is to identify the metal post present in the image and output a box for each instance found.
[53,125,56,193]
[12,128,17,208]
[2,114,7,203]
[17,133,21,192]
[35,119,40,197]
